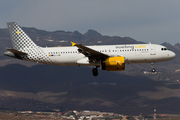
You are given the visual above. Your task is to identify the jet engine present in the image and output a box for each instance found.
[101,56,125,71]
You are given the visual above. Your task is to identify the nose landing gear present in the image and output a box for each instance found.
[151,62,156,73]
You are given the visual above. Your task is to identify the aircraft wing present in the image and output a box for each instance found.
[7,48,27,55]
[71,42,109,57]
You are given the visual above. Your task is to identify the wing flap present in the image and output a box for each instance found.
[7,48,27,55]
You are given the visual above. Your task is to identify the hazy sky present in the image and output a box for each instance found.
[1,0,180,45]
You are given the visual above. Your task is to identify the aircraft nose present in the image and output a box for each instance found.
[170,51,176,59]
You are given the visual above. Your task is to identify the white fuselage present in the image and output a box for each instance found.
[41,43,176,66]
[5,22,176,76]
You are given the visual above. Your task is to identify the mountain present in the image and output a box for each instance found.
[83,29,102,38]
[1,27,180,115]
[174,43,180,50]
[0,27,142,59]
[0,64,180,115]
[1,27,179,59]
[0,64,143,93]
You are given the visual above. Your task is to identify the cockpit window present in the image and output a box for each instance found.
[161,48,167,51]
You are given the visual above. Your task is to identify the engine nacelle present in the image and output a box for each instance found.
[102,56,125,71]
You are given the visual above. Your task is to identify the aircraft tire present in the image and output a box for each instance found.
[151,68,156,73]
[92,68,98,76]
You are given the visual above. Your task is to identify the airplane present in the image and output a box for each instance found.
[4,22,176,76]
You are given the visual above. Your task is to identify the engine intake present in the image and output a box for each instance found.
[102,56,125,71]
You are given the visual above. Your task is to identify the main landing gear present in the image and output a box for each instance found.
[92,67,99,77]
[151,62,156,73]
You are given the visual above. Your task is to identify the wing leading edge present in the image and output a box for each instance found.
[71,42,109,57]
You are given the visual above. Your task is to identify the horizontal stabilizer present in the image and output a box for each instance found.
[7,48,27,55]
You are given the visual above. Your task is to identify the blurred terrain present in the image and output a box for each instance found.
[0,27,180,115]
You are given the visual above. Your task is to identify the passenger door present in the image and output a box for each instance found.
[150,45,156,55]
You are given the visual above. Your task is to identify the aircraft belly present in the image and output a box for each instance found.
[127,53,167,63]
[49,55,83,64]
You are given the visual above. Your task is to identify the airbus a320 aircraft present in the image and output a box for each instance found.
[4,22,176,76]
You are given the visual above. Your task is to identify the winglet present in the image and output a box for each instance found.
[71,41,76,46]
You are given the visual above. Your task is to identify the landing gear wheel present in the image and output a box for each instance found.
[151,62,156,73]
[151,68,156,73]
[92,68,98,76]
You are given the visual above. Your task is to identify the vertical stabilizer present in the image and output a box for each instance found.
[7,22,38,50]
